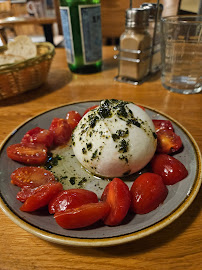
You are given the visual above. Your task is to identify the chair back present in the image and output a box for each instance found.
[101,0,180,41]
[0,0,12,19]
[101,0,129,39]
[0,0,11,16]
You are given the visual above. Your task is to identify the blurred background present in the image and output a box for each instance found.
[0,0,202,47]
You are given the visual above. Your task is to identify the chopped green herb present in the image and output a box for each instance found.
[97,106,112,118]
[127,119,141,127]
[119,155,129,163]
[91,149,98,160]
[78,177,87,187]
[60,175,68,180]
[86,143,92,150]
[69,177,76,185]
[119,139,128,153]
[82,148,87,154]
[112,134,120,141]
[89,115,99,128]
[44,154,62,170]
[117,106,128,118]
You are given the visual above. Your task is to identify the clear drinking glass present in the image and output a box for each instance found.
[161,15,202,94]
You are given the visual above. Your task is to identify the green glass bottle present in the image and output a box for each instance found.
[59,0,102,74]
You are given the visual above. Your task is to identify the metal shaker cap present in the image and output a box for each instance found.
[140,3,163,19]
[125,8,150,27]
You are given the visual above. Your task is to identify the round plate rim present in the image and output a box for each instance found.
[0,100,201,247]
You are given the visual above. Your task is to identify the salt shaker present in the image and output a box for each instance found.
[118,8,151,83]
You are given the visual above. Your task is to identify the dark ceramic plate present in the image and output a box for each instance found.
[0,101,201,247]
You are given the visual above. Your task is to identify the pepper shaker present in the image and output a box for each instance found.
[117,8,151,83]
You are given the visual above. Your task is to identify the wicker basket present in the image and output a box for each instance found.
[0,42,55,100]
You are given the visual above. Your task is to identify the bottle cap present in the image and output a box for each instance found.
[140,3,163,19]
[125,8,150,28]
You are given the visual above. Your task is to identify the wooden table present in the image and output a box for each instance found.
[0,46,202,270]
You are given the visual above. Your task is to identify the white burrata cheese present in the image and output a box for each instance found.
[72,100,157,178]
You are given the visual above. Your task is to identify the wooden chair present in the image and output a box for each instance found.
[49,0,181,46]
[54,0,63,35]
[0,0,16,44]
[0,1,58,45]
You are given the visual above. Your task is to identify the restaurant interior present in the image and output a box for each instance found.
[0,1,202,270]
[0,0,201,47]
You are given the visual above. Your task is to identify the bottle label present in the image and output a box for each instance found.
[79,4,102,64]
[60,6,75,64]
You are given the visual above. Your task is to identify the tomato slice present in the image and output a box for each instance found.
[156,129,182,154]
[17,186,39,202]
[66,110,82,131]
[83,105,99,116]
[101,178,131,226]
[151,154,188,185]
[137,105,145,111]
[20,182,63,212]
[54,202,110,229]
[49,189,98,214]
[11,166,56,188]
[130,173,168,214]
[152,120,174,132]
[152,120,182,154]
[49,118,72,146]
[7,143,47,165]
[21,127,54,148]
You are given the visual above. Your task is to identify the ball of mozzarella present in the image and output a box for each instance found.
[72,100,157,178]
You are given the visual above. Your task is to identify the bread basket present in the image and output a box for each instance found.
[0,42,55,100]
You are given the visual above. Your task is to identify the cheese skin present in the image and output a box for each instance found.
[72,100,157,178]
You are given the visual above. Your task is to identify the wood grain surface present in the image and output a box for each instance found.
[0,47,201,270]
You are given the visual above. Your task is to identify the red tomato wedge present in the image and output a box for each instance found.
[152,119,182,154]
[151,154,188,185]
[17,186,39,202]
[66,110,82,131]
[11,166,56,188]
[152,120,174,132]
[7,143,47,165]
[20,182,63,212]
[156,129,182,154]
[49,118,72,146]
[130,173,168,214]
[54,202,110,229]
[21,127,54,148]
[83,105,99,116]
[49,189,98,214]
[137,105,145,111]
[101,178,131,226]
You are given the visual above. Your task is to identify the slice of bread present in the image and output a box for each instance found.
[5,35,37,60]
[0,54,25,65]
